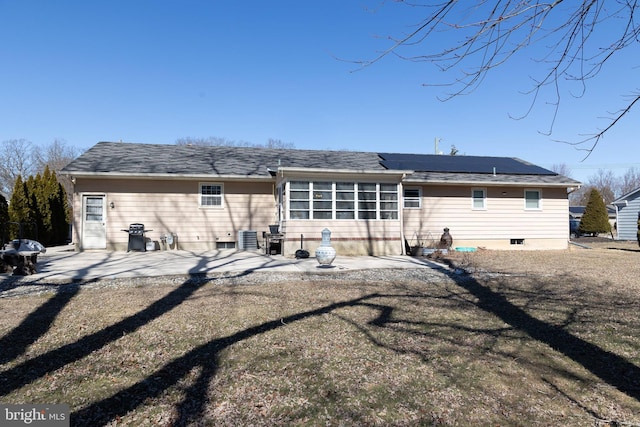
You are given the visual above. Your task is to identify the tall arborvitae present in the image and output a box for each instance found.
[8,175,31,239]
[45,167,70,245]
[7,169,70,245]
[579,189,612,236]
[0,194,8,243]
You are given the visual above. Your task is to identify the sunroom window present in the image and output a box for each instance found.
[380,184,399,219]
[287,181,398,220]
[289,181,310,219]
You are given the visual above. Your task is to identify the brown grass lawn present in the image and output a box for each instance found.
[1,240,640,426]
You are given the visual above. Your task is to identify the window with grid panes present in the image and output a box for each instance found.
[199,183,223,207]
[380,184,398,219]
[312,182,333,219]
[336,182,355,219]
[403,187,421,208]
[472,188,486,209]
[289,181,310,219]
[357,183,377,219]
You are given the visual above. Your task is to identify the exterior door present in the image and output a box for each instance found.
[82,195,107,249]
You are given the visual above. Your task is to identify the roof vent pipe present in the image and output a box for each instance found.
[493,167,496,176]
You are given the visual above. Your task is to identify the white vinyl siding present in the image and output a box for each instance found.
[402,185,568,243]
[73,179,275,250]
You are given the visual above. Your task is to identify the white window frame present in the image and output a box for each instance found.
[403,187,421,209]
[286,180,398,220]
[336,182,355,219]
[199,182,224,208]
[289,181,310,219]
[524,188,542,210]
[312,181,333,220]
[472,188,487,210]
[379,183,399,220]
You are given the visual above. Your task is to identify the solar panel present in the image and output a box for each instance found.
[378,153,556,175]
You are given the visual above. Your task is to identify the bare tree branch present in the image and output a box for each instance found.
[354,1,640,157]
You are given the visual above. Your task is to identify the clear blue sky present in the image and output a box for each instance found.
[2,1,638,184]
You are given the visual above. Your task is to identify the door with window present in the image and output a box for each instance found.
[82,195,107,249]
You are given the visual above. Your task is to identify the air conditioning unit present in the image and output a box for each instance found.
[237,230,258,250]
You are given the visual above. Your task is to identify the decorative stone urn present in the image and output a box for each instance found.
[315,228,336,266]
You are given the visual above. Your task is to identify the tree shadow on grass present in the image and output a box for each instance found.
[3,263,640,425]
[0,284,80,364]
[361,271,640,404]
[0,250,264,395]
[451,273,640,401]
[71,293,380,425]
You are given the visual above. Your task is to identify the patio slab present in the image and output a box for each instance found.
[19,246,445,282]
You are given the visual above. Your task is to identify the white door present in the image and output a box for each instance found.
[82,195,107,249]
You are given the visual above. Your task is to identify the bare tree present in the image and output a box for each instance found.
[32,139,84,210]
[619,167,640,196]
[576,169,618,205]
[0,139,37,197]
[33,139,83,173]
[176,137,294,149]
[357,1,640,157]
[550,163,572,178]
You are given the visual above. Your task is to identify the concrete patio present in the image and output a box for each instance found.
[15,245,445,282]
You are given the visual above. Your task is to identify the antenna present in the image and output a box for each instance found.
[434,137,443,155]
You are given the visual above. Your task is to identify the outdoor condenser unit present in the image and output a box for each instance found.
[237,230,258,250]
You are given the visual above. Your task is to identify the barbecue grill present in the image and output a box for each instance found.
[123,223,147,252]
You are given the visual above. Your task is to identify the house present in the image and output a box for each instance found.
[60,141,581,255]
[612,187,640,241]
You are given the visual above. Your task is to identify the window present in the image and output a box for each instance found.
[358,183,377,219]
[287,181,398,220]
[524,189,541,210]
[403,187,421,208]
[336,182,355,219]
[472,188,486,209]
[85,197,104,221]
[200,183,223,207]
[289,181,310,219]
[312,182,333,219]
[380,184,399,219]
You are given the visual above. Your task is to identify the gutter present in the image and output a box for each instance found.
[59,171,275,182]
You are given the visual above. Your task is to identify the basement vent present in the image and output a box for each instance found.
[510,238,525,245]
[216,241,236,249]
[238,230,258,250]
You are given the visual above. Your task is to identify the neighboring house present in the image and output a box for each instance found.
[60,142,581,255]
[612,187,640,241]
[569,205,617,231]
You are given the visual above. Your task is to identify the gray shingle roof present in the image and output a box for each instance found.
[61,141,580,186]
[62,141,384,177]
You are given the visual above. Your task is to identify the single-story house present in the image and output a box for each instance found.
[60,141,581,255]
[612,187,640,241]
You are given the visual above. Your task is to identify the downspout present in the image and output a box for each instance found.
[399,176,406,255]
